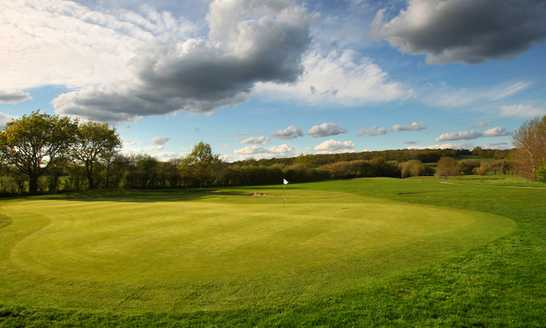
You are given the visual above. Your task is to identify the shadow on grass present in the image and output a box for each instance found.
[34,189,257,203]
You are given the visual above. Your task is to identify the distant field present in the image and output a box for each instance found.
[0,176,545,327]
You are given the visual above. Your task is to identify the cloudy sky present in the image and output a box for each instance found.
[2,0,546,161]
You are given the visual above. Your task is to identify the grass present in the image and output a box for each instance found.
[0,176,544,327]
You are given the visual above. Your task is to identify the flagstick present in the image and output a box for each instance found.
[282,183,286,206]
[282,178,288,206]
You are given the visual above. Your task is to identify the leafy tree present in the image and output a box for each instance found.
[0,112,77,193]
[436,157,459,178]
[513,116,546,180]
[179,142,223,187]
[71,122,121,189]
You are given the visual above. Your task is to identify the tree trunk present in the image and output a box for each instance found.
[86,163,95,190]
[28,174,39,194]
[87,173,95,190]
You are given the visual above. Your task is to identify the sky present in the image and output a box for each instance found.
[1,0,546,161]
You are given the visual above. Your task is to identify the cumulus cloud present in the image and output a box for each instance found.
[358,127,388,136]
[426,143,474,150]
[437,127,510,141]
[359,122,426,136]
[240,136,269,145]
[1,0,195,90]
[0,90,31,104]
[314,139,356,154]
[122,138,180,161]
[500,104,546,118]
[308,122,347,138]
[273,125,304,139]
[52,0,312,121]
[373,0,546,64]
[234,143,295,159]
[482,127,511,137]
[392,121,426,132]
[256,49,412,105]
[482,142,512,150]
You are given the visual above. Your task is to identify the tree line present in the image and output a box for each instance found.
[0,112,544,194]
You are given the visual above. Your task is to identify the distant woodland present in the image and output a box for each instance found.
[0,112,544,194]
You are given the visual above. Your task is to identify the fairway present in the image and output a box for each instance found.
[0,185,514,314]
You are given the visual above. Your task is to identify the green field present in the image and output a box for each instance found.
[1,177,545,327]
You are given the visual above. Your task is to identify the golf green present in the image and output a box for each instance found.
[0,188,514,313]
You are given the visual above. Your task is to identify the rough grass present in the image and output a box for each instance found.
[1,176,545,327]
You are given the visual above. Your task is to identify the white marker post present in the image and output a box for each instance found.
[282,178,289,206]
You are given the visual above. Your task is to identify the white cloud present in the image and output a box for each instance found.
[422,81,531,108]
[392,121,426,132]
[481,142,512,150]
[314,139,356,154]
[437,130,483,142]
[122,138,181,161]
[358,127,388,136]
[234,143,295,159]
[273,125,304,139]
[359,121,426,136]
[52,0,312,121]
[499,104,546,118]
[482,127,511,137]
[308,122,346,138]
[373,0,546,64]
[437,127,510,141]
[0,0,195,90]
[256,49,412,105]
[425,143,474,150]
[240,136,269,145]
[0,89,31,104]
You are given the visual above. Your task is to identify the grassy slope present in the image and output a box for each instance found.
[0,176,545,327]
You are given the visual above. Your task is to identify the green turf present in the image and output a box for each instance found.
[1,176,545,327]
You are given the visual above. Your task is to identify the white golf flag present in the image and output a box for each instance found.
[283,178,289,185]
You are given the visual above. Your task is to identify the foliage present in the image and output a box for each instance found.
[0,111,77,193]
[72,121,121,189]
[179,142,223,187]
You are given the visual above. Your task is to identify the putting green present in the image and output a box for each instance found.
[0,188,514,313]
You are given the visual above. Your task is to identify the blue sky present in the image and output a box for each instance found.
[1,0,546,161]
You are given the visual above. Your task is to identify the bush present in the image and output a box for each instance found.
[458,159,481,175]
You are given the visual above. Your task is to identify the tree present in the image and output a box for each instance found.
[400,160,424,178]
[513,116,546,181]
[179,142,223,187]
[0,112,77,193]
[71,122,121,189]
[436,157,459,178]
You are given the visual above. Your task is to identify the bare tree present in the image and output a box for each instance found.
[436,157,459,179]
[513,116,546,180]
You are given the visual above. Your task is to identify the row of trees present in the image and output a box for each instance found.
[1,112,544,194]
[0,112,120,193]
